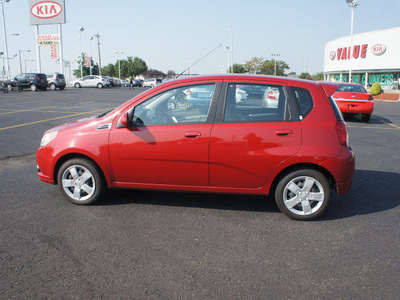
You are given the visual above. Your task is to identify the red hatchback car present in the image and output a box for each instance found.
[332,83,374,122]
[36,75,355,220]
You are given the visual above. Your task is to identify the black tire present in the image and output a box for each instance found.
[7,84,13,91]
[41,88,47,91]
[275,169,330,221]
[50,83,56,90]
[30,84,37,91]
[57,158,106,205]
[59,86,65,90]
[361,114,371,122]
[74,83,81,88]
[97,83,103,89]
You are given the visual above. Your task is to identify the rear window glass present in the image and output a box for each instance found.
[58,74,65,79]
[292,87,313,119]
[337,84,367,93]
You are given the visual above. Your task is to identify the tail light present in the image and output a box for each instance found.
[186,90,192,95]
[37,75,40,81]
[267,91,276,100]
[56,75,59,81]
[368,94,373,101]
[102,78,105,81]
[335,121,349,147]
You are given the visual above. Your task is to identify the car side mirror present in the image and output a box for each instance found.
[120,112,130,128]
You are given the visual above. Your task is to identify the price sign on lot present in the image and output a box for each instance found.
[84,55,90,67]
[51,45,58,60]
[37,34,60,46]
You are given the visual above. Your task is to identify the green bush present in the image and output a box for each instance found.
[370,82,382,95]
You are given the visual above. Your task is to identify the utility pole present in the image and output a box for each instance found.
[95,34,102,76]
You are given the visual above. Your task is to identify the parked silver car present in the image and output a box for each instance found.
[143,78,162,88]
[46,73,66,90]
[72,76,110,88]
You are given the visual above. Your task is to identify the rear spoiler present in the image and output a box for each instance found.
[318,82,339,98]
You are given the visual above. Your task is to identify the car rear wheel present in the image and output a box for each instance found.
[275,169,330,221]
[97,83,103,89]
[30,84,37,91]
[59,86,65,90]
[6,84,13,91]
[50,83,56,90]
[58,158,105,205]
[361,114,371,122]
[74,83,81,88]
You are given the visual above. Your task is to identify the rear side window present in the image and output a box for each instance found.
[292,87,313,119]
[223,83,288,122]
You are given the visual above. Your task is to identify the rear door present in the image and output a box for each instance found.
[209,81,302,189]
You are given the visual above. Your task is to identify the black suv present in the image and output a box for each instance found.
[7,73,48,91]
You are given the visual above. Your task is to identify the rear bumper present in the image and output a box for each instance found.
[336,100,374,114]
[320,147,355,195]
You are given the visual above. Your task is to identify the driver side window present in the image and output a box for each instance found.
[133,83,216,126]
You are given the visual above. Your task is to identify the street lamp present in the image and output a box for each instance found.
[79,27,85,77]
[346,0,358,83]
[225,46,230,73]
[271,53,280,76]
[95,34,102,76]
[1,0,11,79]
[89,36,93,75]
[24,59,34,73]
[18,50,31,73]
[114,50,123,79]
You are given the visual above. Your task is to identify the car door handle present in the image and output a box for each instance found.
[184,131,201,138]
[275,129,293,136]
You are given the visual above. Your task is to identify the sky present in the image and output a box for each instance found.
[1,0,400,79]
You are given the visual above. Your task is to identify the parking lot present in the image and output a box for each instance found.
[1,87,399,299]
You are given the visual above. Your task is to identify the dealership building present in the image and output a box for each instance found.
[324,27,400,90]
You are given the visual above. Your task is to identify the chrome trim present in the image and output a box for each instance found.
[334,99,372,102]
[96,123,112,130]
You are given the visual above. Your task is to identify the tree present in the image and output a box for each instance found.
[143,69,165,79]
[102,63,117,77]
[243,57,264,74]
[312,72,324,81]
[299,72,313,80]
[230,64,246,73]
[121,56,148,78]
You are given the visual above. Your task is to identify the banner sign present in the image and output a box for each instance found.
[50,45,58,60]
[29,0,66,25]
[84,55,90,67]
[37,34,60,46]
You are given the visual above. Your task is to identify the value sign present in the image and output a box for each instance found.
[29,0,66,25]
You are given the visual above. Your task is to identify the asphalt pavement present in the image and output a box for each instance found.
[1,87,399,299]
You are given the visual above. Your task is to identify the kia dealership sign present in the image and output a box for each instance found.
[29,0,66,25]
[324,27,400,73]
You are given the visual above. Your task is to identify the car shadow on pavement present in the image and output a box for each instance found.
[99,169,400,220]
[344,114,392,125]
[100,189,279,214]
[322,169,400,220]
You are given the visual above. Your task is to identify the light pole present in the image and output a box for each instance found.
[24,59,34,72]
[346,0,358,83]
[79,27,85,78]
[271,53,280,76]
[225,46,230,73]
[1,0,11,79]
[114,50,123,79]
[95,34,102,76]
[89,36,93,75]
[18,50,31,73]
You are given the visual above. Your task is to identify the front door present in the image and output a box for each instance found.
[109,83,218,186]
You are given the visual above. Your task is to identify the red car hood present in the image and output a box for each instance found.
[45,116,97,133]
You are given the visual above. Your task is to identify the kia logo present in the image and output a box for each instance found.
[371,44,386,56]
[31,1,62,19]
[329,51,336,60]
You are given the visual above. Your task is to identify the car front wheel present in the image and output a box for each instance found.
[275,169,330,221]
[57,158,105,205]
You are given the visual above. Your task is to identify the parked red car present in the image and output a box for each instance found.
[36,75,355,220]
[332,83,374,122]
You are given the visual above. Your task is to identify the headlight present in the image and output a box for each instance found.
[40,131,58,147]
